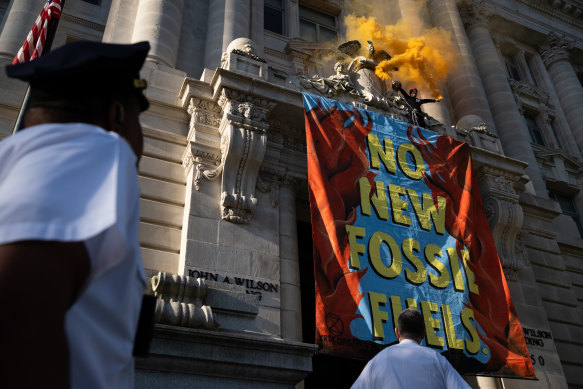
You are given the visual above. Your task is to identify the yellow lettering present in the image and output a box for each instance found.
[407,189,446,234]
[406,298,418,309]
[442,304,464,350]
[461,250,479,294]
[421,300,444,348]
[367,133,396,174]
[359,177,389,220]
[447,248,465,292]
[346,225,367,270]
[425,244,450,289]
[390,295,403,332]
[369,231,402,279]
[388,184,411,226]
[461,307,481,354]
[402,238,427,285]
[397,143,425,180]
[369,291,389,341]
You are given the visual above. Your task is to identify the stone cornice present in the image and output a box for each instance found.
[484,0,583,47]
[62,13,105,32]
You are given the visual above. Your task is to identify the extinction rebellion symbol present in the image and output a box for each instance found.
[326,313,344,336]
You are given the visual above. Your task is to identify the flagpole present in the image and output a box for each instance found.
[11,0,66,135]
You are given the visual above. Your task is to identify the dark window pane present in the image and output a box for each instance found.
[319,26,337,42]
[550,122,562,148]
[82,0,101,5]
[265,0,282,7]
[556,195,577,214]
[526,59,538,86]
[300,19,317,42]
[264,6,283,34]
[550,191,583,238]
[299,6,335,27]
[525,115,545,145]
[572,216,583,238]
[505,56,521,81]
[528,127,545,145]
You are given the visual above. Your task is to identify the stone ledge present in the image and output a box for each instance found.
[136,324,318,387]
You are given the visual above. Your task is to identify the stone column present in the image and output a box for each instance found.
[249,0,265,56]
[102,0,138,44]
[222,0,250,53]
[204,0,226,70]
[131,0,184,67]
[426,0,496,132]
[0,0,47,62]
[279,179,303,341]
[461,2,547,195]
[175,0,210,77]
[539,33,583,154]
[530,52,581,158]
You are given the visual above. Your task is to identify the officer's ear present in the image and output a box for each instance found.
[106,100,126,134]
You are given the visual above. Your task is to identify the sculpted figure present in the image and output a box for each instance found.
[299,61,361,99]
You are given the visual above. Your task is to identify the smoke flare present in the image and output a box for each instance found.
[344,15,458,99]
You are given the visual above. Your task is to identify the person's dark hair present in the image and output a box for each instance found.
[397,308,425,339]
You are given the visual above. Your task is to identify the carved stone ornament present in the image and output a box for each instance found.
[188,97,222,134]
[508,79,550,105]
[477,166,525,281]
[460,0,495,29]
[538,32,575,68]
[197,88,276,224]
[183,98,222,183]
[151,272,218,330]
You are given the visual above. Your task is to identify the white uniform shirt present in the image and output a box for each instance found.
[351,339,471,389]
[0,123,145,389]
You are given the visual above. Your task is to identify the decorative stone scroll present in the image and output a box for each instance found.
[151,272,218,330]
[205,88,276,224]
[476,166,526,281]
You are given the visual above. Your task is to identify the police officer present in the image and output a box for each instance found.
[0,40,150,389]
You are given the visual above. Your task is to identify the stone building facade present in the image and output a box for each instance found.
[0,0,582,388]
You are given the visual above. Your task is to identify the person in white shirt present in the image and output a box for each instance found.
[351,308,471,389]
[0,40,150,389]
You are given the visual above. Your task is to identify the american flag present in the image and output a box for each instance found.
[12,0,63,65]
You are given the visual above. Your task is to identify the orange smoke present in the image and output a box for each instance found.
[344,15,458,99]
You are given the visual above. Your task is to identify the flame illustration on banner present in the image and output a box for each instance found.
[407,126,534,377]
[305,98,376,356]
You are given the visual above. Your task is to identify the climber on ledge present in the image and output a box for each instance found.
[392,80,441,128]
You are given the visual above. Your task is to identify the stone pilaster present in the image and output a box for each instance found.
[131,0,184,67]
[426,0,496,133]
[461,1,547,195]
[0,0,47,62]
[539,33,583,155]
[278,177,303,341]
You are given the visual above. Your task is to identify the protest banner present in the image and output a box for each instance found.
[304,92,535,377]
